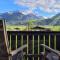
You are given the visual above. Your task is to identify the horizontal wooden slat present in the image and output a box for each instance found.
[24,54,41,57]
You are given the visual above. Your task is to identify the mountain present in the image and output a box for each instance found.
[0,11,24,24]
[0,11,44,25]
[35,18,52,25]
[22,14,43,20]
[0,11,60,25]
[39,13,60,25]
[49,13,60,25]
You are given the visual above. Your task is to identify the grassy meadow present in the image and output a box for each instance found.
[42,26,60,31]
[6,25,60,31]
[6,25,27,31]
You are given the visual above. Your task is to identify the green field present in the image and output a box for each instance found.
[42,26,60,31]
[6,25,27,31]
[6,25,60,31]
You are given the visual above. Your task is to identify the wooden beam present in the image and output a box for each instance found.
[10,44,27,56]
[40,44,60,56]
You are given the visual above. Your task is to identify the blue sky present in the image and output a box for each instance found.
[0,0,60,18]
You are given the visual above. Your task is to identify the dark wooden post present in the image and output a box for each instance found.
[0,20,9,60]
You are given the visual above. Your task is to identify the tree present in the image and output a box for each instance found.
[27,20,36,31]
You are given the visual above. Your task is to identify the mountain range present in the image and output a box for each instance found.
[0,11,60,25]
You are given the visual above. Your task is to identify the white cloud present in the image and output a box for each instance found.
[21,9,33,15]
[53,3,60,9]
[14,0,60,14]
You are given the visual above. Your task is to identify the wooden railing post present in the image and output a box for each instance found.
[10,34,12,52]
[43,35,45,53]
[21,35,23,46]
[38,35,40,60]
[49,34,50,47]
[27,34,29,60]
[32,35,34,60]
[43,35,45,60]
[54,34,56,50]
[16,35,18,49]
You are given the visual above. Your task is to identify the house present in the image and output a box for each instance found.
[31,26,51,31]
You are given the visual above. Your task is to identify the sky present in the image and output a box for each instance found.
[0,0,60,18]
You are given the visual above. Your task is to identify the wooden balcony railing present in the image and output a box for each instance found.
[7,31,60,60]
